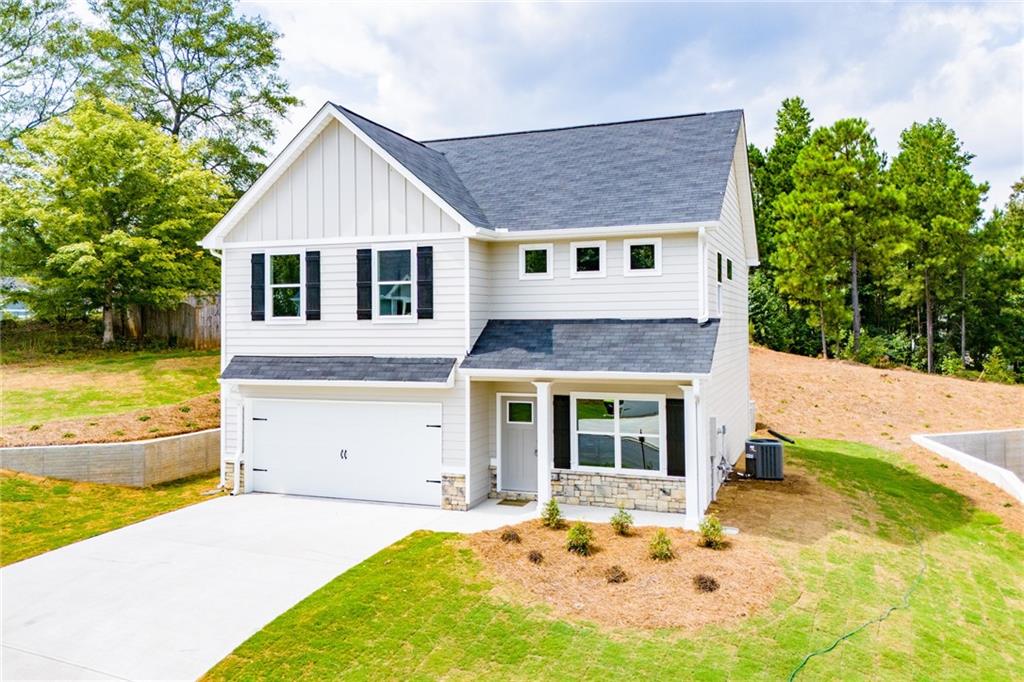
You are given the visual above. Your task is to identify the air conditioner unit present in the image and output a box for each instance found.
[745,438,784,480]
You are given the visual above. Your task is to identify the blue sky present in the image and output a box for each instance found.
[85,1,1024,211]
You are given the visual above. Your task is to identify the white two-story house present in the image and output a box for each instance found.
[200,102,757,528]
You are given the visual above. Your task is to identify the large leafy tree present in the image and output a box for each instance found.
[0,99,229,343]
[889,119,987,372]
[89,0,298,191]
[773,118,902,354]
[0,0,95,141]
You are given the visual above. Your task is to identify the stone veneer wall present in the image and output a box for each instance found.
[224,460,244,491]
[441,473,467,511]
[550,469,685,513]
[487,465,537,501]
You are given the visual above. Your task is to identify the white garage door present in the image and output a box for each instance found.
[250,399,442,506]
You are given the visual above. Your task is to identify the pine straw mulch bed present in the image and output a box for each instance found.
[0,393,220,447]
[465,519,782,631]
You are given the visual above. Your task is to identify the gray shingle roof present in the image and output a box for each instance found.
[221,356,457,383]
[334,104,742,232]
[461,319,719,374]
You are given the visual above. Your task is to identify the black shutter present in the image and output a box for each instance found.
[356,248,372,320]
[417,245,433,319]
[667,398,685,476]
[250,253,265,321]
[305,251,321,320]
[553,394,570,469]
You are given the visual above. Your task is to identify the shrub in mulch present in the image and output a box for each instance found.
[500,528,521,544]
[698,514,726,549]
[566,522,595,556]
[541,498,564,529]
[693,574,720,593]
[648,529,675,561]
[605,564,628,583]
[610,506,634,536]
[527,550,544,564]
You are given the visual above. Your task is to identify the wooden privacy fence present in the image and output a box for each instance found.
[115,295,220,349]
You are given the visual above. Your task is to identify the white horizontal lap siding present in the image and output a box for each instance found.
[706,160,752,465]
[225,120,460,243]
[222,385,240,457]
[468,381,493,505]
[468,239,490,345]
[487,236,699,319]
[222,238,466,357]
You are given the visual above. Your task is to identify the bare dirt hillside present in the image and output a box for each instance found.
[749,345,1024,532]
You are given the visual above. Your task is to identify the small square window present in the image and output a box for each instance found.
[570,241,605,278]
[519,244,553,280]
[623,238,662,276]
[727,259,733,280]
[507,401,534,424]
[525,249,547,274]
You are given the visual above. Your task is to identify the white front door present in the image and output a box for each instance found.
[500,396,537,492]
[250,398,441,506]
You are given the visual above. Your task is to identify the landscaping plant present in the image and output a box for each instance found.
[565,522,594,556]
[605,565,628,584]
[500,528,521,544]
[698,513,725,549]
[693,574,720,593]
[610,505,633,536]
[648,529,674,560]
[527,550,543,564]
[541,498,563,528]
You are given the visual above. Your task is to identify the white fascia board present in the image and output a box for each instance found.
[457,368,709,382]
[219,231,466,250]
[730,115,760,266]
[469,221,713,242]
[219,377,455,390]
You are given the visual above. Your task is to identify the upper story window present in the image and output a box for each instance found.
[727,258,733,280]
[570,240,605,278]
[375,248,414,319]
[269,253,302,319]
[572,394,665,475]
[519,243,553,280]
[623,238,662,277]
[716,252,723,314]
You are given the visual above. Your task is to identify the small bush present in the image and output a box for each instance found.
[939,352,965,376]
[28,424,41,431]
[693,574,720,593]
[112,429,125,436]
[500,528,521,544]
[179,406,192,413]
[566,522,594,556]
[698,514,725,549]
[541,498,563,529]
[605,565,628,583]
[648,529,674,560]
[61,432,75,439]
[610,506,633,536]
[527,550,543,564]
[982,347,1017,384]
[138,415,151,422]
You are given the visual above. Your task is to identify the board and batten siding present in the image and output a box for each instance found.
[484,235,700,319]
[705,158,752,467]
[224,120,461,244]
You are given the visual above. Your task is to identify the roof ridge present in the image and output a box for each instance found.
[422,109,742,143]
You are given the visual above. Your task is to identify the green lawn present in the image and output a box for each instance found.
[204,440,1024,681]
[3,349,220,426]
[0,470,222,566]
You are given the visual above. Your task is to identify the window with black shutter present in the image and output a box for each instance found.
[305,251,321,320]
[417,246,433,319]
[356,248,372,320]
[250,253,265,321]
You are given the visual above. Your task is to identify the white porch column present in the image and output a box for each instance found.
[682,382,702,529]
[533,381,553,509]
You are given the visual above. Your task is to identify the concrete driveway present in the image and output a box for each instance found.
[1,494,536,681]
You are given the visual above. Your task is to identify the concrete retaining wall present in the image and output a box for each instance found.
[0,429,220,487]
[913,429,1024,503]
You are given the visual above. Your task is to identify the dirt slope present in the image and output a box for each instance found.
[750,345,1024,532]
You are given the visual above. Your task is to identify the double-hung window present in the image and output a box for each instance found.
[623,238,662,276]
[269,253,303,320]
[375,248,414,319]
[572,394,665,475]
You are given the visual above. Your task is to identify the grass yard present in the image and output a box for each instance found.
[0,470,222,566]
[204,440,1024,681]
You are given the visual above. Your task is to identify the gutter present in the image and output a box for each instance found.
[457,368,710,382]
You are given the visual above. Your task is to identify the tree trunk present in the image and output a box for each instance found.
[850,247,861,353]
[924,271,934,373]
[819,301,828,359]
[960,269,967,366]
[102,302,115,346]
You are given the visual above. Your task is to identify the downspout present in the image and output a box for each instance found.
[697,228,709,323]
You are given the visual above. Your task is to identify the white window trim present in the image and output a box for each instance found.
[265,249,306,325]
[506,400,535,425]
[569,392,667,477]
[623,237,662,277]
[372,244,417,324]
[569,240,606,279]
[519,243,554,280]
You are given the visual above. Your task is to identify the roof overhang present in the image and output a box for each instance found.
[730,114,760,266]
[458,368,709,382]
[469,221,711,241]
[219,377,455,390]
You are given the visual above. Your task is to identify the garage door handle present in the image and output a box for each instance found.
[252,417,268,422]
[425,424,441,428]
[426,479,441,484]
[253,468,268,472]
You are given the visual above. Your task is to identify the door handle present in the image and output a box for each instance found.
[252,468,268,472]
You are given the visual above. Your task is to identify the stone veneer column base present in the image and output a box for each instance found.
[441,473,467,511]
[224,461,244,492]
[487,465,538,501]
[550,469,685,513]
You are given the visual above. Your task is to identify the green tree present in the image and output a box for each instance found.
[89,0,298,191]
[0,99,228,343]
[773,118,901,355]
[0,0,95,141]
[889,119,987,373]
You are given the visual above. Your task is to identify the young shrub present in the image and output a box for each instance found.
[541,498,563,529]
[698,513,726,549]
[693,574,720,593]
[939,351,965,377]
[527,549,544,564]
[982,346,1017,384]
[179,405,192,413]
[610,506,634,536]
[500,528,521,544]
[566,522,595,556]
[28,424,41,431]
[138,414,151,422]
[605,564,628,584]
[648,529,674,561]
